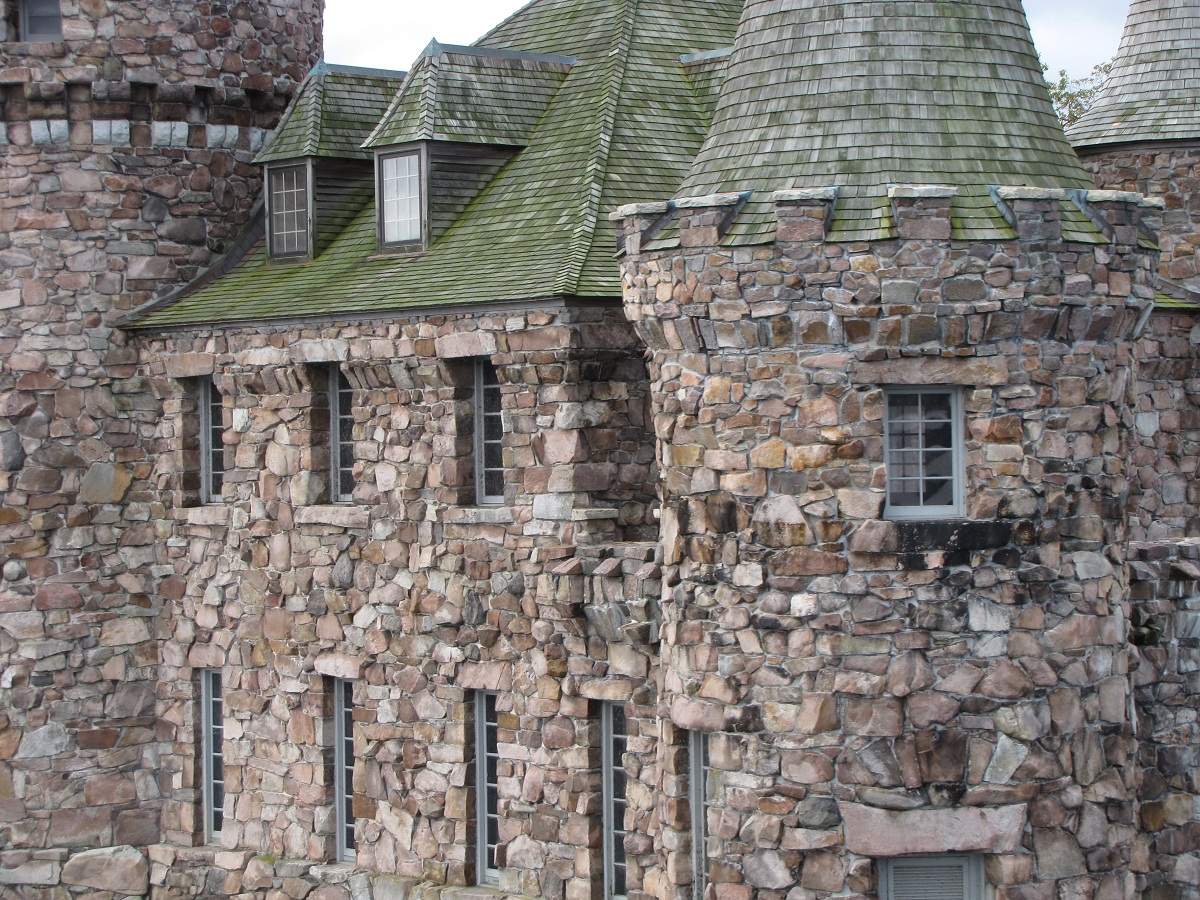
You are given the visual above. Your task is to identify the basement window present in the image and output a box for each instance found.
[879,855,985,900]
[884,387,964,520]
[16,0,61,40]
[267,162,312,259]
[377,148,423,249]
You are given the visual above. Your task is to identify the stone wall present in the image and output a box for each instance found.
[132,306,660,898]
[0,0,321,889]
[615,188,1161,899]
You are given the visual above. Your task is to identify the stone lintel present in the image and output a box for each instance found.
[434,330,498,360]
[294,505,369,529]
[887,184,958,199]
[609,200,671,221]
[770,187,839,204]
[850,355,1010,387]
[839,802,1027,856]
[314,651,363,680]
[994,185,1070,201]
[237,347,291,367]
[162,352,215,379]
[674,192,745,210]
[289,339,349,364]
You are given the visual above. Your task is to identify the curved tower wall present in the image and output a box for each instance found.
[0,0,321,886]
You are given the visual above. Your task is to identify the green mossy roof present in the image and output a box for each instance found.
[255,63,408,163]
[1068,0,1200,149]
[680,0,1093,241]
[364,42,574,148]
[132,0,742,328]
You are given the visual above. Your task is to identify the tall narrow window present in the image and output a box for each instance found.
[200,670,224,843]
[19,0,61,40]
[199,377,224,504]
[472,359,504,505]
[884,387,964,519]
[879,855,985,900]
[688,731,709,900]
[602,703,629,900]
[329,368,355,502]
[333,679,355,861]
[379,151,422,247]
[268,163,310,258]
[474,691,499,885]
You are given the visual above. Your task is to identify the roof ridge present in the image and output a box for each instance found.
[418,46,440,142]
[473,0,547,48]
[556,0,637,295]
[254,63,323,163]
[303,67,327,156]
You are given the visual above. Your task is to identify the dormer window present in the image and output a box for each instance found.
[14,0,61,40]
[378,149,423,249]
[267,162,312,259]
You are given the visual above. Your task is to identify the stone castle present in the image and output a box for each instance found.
[0,0,1198,898]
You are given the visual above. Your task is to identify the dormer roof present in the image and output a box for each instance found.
[255,62,408,164]
[1068,0,1200,150]
[363,42,575,149]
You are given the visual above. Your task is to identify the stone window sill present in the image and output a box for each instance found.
[175,505,232,526]
[294,505,369,528]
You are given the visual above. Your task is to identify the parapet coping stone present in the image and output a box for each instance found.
[673,191,745,210]
[887,184,959,199]
[771,186,840,203]
[609,201,671,220]
[994,186,1071,201]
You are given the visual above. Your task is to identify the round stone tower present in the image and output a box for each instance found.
[616,1,1159,898]
[0,0,321,886]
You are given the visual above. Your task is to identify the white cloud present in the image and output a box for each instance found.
[324,0,1127,79]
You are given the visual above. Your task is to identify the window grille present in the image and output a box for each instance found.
[474,691,500,884]
[884,387,964,519]
[19,0,61,40]
[333,679,355,861]
[330,368,355,502]
[879,855,984,900]
[380,151,422,246]
[688,731,709,900]
[200,670,224,842]
[199,377,224,504]
[602,703,629,899]
[269,163,310,257]
[473,360,504,505]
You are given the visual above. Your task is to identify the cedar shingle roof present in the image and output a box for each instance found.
[255,63,408,163]
[678,0,1094,242]
[130,0,741,328]
[1067,0,1200,149]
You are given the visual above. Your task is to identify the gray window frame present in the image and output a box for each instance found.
[266,159,314,260]
[601,702,629,900]
[200,669,224,844]
[329,367,355,503]
[473,691,500,885]
[878,855,985,900]
[688,730,709,900]
[19,0,61,40]
[375,145,427,251]
[473,359,505,506]
[883,386,965,520]
[199,376,224,505]
[333,678,355,862]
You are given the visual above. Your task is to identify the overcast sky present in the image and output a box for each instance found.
[326,0,1129,78]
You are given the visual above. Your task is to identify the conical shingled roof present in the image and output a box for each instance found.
[1068,0,1200,149]
[679,0,1092,241]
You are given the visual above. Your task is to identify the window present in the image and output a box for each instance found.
[884,387,964,519]
[688,731,709,900]
[602,703,629,900]
[199,377,224,504]
[200,670,224,843]
[333,679,355,861]
[879,855,985,900]
[268,163,311,258]
[471,359,504,505]
[473,691,499,885]
[330,368,354,503]
[18,0,61,40]
[379,150,422,247]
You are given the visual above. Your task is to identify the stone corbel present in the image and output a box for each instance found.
[609,200,674,256]
[989,186,1068,243]
[772,186,839,242]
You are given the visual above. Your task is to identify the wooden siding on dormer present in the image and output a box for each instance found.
[315,159,374,256]
[427,143,515,245]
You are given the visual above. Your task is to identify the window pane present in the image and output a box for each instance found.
[382,153,421,244]
[925,421,953,449]
[923,393,952,420]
